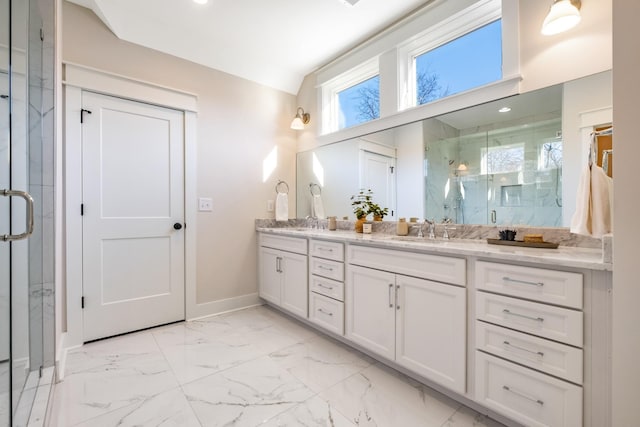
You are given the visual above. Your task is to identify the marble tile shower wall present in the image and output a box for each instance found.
[425,118,563,227]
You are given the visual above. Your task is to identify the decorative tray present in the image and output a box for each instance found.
[486,238,559,249]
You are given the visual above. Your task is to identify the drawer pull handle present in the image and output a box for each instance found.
[318,247,334,252]
[389,284,393,308]
[396,285,400,310]
[503,340,545,357]
[318,265,334,272]
[317,283,334,290]
[503,276,544,287]
[502,309,544,323]
[317,308,333,317]
[502,385,544,406]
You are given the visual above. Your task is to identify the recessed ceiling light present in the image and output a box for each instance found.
[193,0,208,4]
[498,107,511,113]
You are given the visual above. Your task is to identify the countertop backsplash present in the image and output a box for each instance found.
[255,218,609,252]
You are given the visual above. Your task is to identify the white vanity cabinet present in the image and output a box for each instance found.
[346,245,467,394]
[308,239,346,335]
[474,261,584,427]
[258,234,308,318]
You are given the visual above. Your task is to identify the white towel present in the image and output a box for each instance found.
[312,194,325,219]
[570,164,613,237]
[275,192,288,222]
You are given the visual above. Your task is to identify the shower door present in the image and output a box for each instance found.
[1,0,55,424]
[1,0,11,423]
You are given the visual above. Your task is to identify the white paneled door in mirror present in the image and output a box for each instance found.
[81,91,185,342]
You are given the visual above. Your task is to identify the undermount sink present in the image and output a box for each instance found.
[389,235,442,243]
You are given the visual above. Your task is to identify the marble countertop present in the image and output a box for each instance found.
[256,227,612,271]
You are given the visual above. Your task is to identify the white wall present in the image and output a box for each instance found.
[61,2,298,314]
[612,0,640,424]
[519,0,612,93]
[394,121,424,219]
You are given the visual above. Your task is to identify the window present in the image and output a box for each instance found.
[321,58,379,133]
[481,142,524,175]
[414,20,502,106]
[538,139,563,170]
[398,0,502,110]
[318,0,510,134]
[337,75,380,129]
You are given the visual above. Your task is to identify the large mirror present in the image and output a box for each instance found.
[297,71,612,227]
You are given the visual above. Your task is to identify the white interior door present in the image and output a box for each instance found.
[360,150,397,220]
[82,91,185,342]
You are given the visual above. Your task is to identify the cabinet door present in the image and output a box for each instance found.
[395,275,466,394]
[259,247,282,305]
[281,251,309,318]
[346,265,396,360]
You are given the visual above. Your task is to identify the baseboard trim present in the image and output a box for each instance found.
[187,292,261,321]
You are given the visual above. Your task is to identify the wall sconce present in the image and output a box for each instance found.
[291,107,310,130]
[541,0,582,36]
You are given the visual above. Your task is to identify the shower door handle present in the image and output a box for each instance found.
[1,189,35,241]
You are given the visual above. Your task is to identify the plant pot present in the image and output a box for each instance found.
[373,215,383,222]
[355,217,367,233]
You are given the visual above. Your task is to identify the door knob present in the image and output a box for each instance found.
[173,223,183,230]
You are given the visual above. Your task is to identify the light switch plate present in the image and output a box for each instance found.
[267,200,275,212]
[199,197,213,212]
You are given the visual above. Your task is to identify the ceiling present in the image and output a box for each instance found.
[67,0,431,95]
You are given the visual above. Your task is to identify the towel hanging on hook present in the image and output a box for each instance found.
[275,180,289,194]
[275,180,289,221]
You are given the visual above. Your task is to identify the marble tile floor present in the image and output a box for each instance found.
[49,305,506,427]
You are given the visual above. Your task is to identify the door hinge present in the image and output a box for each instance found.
[81,204,84,216]
[81,296,85,309]
[80,109,92,123]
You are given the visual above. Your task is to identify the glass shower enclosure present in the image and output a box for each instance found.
[1,0,55,425]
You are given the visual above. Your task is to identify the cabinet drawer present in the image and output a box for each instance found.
[476,292,583,347]
[310,257,344,281]
[476,322,583,384]
[309,239,344,262]
[259,233,308,255]
[476,261,583,309]
[310,275,344,301]
[347,244,466,286]
[309,292,344,336]
[475,352,582,427]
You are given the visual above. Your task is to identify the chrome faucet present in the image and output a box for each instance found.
[425,219,435,239]
[443,226,456,240]
[305,215,318,229]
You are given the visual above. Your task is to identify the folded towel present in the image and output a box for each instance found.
[275,192,288,222]
[312,194,325,219]
[570,164,613,237]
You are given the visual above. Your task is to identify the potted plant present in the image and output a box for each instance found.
[350,189,372,232]
[350,189,389,231]
[369,202,389,221]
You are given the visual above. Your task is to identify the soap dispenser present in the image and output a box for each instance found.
[396,218,409,236]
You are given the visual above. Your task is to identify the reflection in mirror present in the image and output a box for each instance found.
[424,85,563,226]
[297,129,399,221]
[297,71,612,227]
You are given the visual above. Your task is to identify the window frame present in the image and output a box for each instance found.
[397,0,502,111]
[321,57,379,134]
